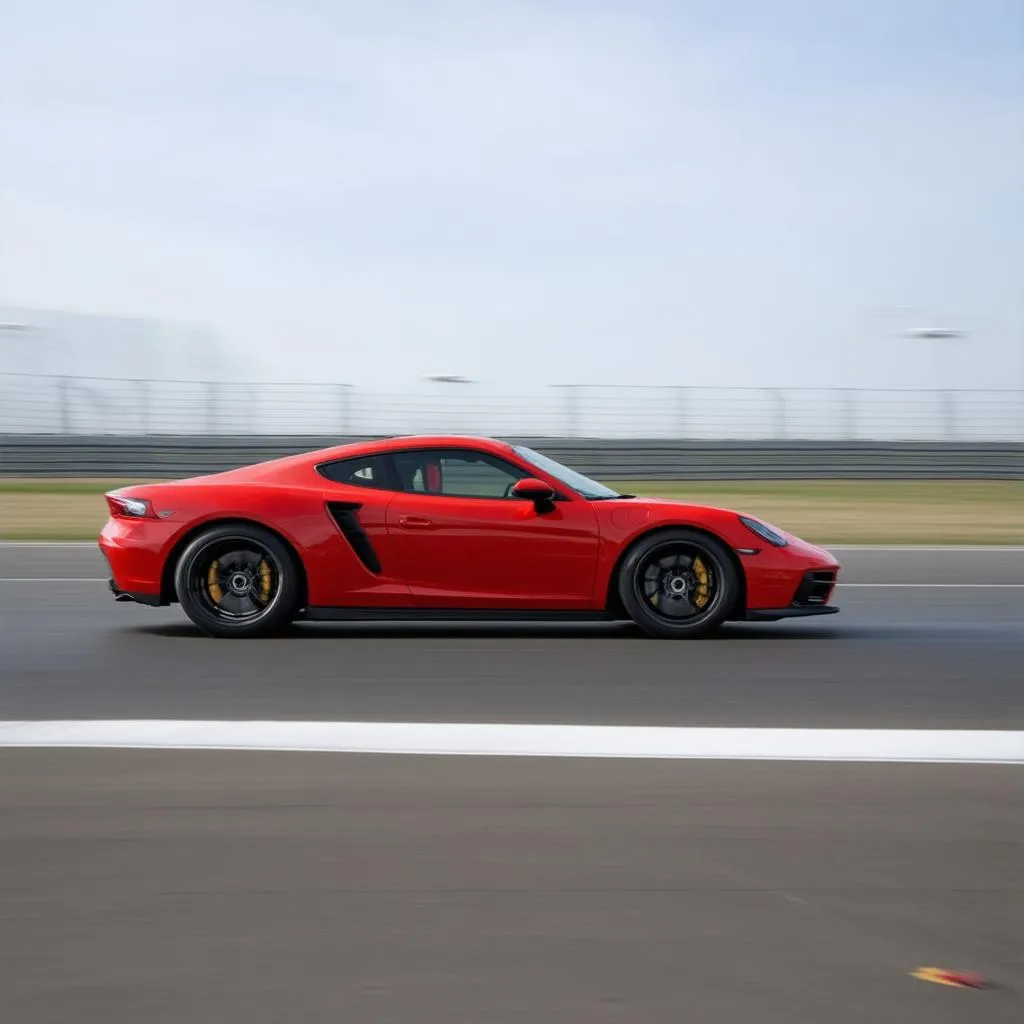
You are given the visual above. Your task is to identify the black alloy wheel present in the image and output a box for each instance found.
[174,523,302,638]
[617,528,740,638]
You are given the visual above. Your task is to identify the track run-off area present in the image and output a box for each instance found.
[2,544,1023,1022]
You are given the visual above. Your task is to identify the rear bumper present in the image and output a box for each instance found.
[745,606,839,622]
[99,518,171,604]
[108,578,164,607]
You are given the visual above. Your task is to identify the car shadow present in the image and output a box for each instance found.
[128,620,845,642]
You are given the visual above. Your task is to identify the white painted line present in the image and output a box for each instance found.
[824,545,1024,552]
[0,579,1020,589]
[0,542,98,548]
[839,583,1024,589]
[1,721,1023,764]
[0,578,108,583]
[2,541,1023,552]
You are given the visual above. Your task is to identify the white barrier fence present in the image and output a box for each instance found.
[1,373,1023,441]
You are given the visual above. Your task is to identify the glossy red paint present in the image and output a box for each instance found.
[510,477,557,499]
[98,435,840,618]
[384,490,599,608]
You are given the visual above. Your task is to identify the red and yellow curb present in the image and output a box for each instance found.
[911,967,992,989]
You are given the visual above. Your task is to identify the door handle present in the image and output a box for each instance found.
[399,515,434,530]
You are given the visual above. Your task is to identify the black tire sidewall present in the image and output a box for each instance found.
[617,528,739,638]
[174,524,301,638]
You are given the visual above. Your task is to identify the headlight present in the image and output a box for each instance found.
[739,515,788,547]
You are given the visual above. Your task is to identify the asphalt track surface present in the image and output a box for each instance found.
[2,545,1023,1022]
[1,545,1022,727]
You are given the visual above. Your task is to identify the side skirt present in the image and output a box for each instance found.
[304,607,618,623]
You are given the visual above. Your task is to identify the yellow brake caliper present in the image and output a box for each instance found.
[207,559,223,604]
[693,557,710,609]
[257,559,272,602]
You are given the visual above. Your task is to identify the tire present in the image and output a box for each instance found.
[173,523,302,638]
[617,528,740,639]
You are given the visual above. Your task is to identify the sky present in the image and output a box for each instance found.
[1,0,1022,392]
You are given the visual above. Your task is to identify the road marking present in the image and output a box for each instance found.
[2,542,1024,552]
[0,542,98,548]
[0,578,108,583]
[0,579,1021,589]
[839,583,1024,589]
[825,545,1024,553]
[1,721,1023,763]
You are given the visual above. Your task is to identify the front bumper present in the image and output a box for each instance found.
[745,605,839,622]
[741,561,841,620]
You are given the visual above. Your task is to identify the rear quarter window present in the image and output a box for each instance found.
[317,455,396,489]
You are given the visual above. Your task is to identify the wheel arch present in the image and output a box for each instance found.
[603,524,748,619]
[160,517,308,607]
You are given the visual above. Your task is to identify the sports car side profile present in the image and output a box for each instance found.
[99,435,840,638]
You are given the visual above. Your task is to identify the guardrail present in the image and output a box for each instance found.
[2,436,1021,480]
[2,373,1023,442]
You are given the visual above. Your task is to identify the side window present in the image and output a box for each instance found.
[318,455,396,490]
[392,449,528,498]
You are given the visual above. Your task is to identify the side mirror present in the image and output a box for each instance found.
[511,477,557,511]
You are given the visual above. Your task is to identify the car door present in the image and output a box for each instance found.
[384,447,601,609]
[314,452,413,606]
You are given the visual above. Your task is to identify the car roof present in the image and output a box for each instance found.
[176,436,529,487]
[310,435,518,462]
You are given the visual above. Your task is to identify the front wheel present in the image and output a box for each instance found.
[173,524,302,638]
[617,529,740,639]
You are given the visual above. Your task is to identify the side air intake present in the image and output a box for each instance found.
[326,502,382,574]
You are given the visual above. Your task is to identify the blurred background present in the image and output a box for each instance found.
[2,2,1022,436]
[2,0,1022,535]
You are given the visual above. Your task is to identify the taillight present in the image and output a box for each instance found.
[106,494,155,519]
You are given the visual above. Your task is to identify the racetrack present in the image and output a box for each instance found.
[2,544,1022,727]
[2,545,1023,1022]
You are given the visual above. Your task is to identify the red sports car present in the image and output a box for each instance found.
[99,435,840,638]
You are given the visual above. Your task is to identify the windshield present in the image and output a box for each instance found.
[512,445,622,500]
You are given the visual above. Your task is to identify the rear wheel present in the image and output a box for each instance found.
[174,524,301,638]
[617,529,739,639]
